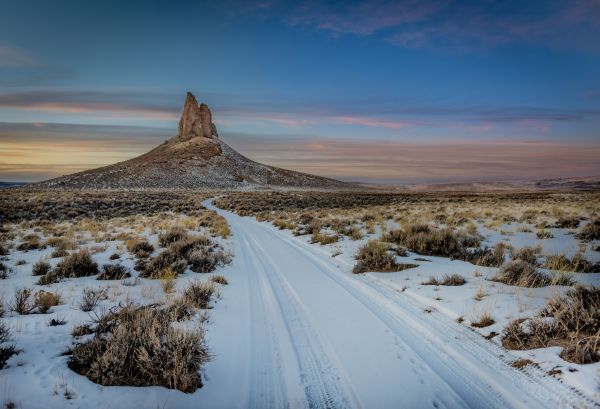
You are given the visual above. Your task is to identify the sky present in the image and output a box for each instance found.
[0,0,599,184]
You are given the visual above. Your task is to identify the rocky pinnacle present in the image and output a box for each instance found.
[178,92,219,141]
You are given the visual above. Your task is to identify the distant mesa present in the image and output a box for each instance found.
[34,92,354,190]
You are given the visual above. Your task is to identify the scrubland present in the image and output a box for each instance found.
[215,190,600,395]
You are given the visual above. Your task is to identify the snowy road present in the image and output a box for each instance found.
[200,200,596,409]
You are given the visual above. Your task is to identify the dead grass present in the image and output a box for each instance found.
[68,304,209,392]
[97,264,131,280]
[471,311,495,328]
[182,281,217,309]
[577,219,600,241]
[502,285,600,364]
[422,274,466,286]
[353,240,417,274]
[492,260,571,288]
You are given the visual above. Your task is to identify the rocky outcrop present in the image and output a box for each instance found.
[178,92,219,141]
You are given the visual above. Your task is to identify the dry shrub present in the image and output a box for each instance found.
[11,287,35,315]
[33,290,61,313]
[97,264,131,280]
[16,234,45,251]
[503,285,599,364]
[79,287,107,312]
[183,281,216,309]
[353,240,417,274]
[471,311,495,328]
[383,224,462,257]
[68,305,209,392]
[544,253,599,273]
[555,216,580,229]
[53,249,99,279]
[140,236,229,278]
[32,259,51,276]
[126,239,154,258]
[209,275,228,285]
[0,320,17,369]
[0,262,11,280]
[311,232,339,245]
[462,243,505,267]
[510,246,541,265]
[577,219,600,240]
[159,227,189,247]
[492,260,569,288]
[423,274,466,286]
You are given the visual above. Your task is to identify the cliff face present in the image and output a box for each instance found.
[178,92,219,141]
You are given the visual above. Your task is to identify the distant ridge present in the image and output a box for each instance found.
[34,92,356,190]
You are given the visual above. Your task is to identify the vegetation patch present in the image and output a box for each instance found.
[353,240,417,274]
[68,304,209,392]
[502,286,600,364]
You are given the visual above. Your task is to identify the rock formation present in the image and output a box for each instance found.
[178,92,219,141]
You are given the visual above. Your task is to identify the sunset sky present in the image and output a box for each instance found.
[1,0,600,184]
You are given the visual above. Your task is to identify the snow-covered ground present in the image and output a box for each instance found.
[1,199,598,408]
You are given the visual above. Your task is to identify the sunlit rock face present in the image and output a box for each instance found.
[178,92,219,141]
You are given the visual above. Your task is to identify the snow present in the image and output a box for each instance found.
[0,199,598,408]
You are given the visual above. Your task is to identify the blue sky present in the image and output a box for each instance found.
[1,0,599,183]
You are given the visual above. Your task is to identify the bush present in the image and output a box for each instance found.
[577,219,600,240]
[555,216,579,229]
[536,229,553,239]
[503,286,599,364]
[34,290,61,313]
[158,227,188,247]
[126,239,154,258]
[11,287,34,315]
[510,246,541,265]
[383,224,462,257]
[492,260,559,288]
[0,262,11,280]
[16,234,45,251]
[97,264,131,280]
[423,274,466,286]
[68,305,209,392]
[209,275,228,285]
[189,247,231,274]
[462,244,505,267]
[53,249,98,278]
[183,281,217,309]
[0,320,17,369]
[544,253,599,273]
[79,287,107,312]
[310,232,339,245]
[32,259,51,276]
[353,240,416,274]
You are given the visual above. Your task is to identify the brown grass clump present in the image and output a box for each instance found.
[32,259,51,276]
[68,304,209,392]
[353,240,417,274]
[471,311,495,328]
[16,234,45,251]
[159,227,189,247]
[97,264,131,280]
[0,262,12,280]
[510,246,541,265]
[33,290,61,313]
[422,274,466,286]
[544,253,599,273]
[555,216,580,229]
[209,275,228,285]
[311,232,339,245]
[492,260,570,288]
[54,249,99,279]
[577,219,600,241]
[383,224,462,257]
[126,239,155,258]
[461,244,505,267]
[183,281,217,309]
[502,285,599,364]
